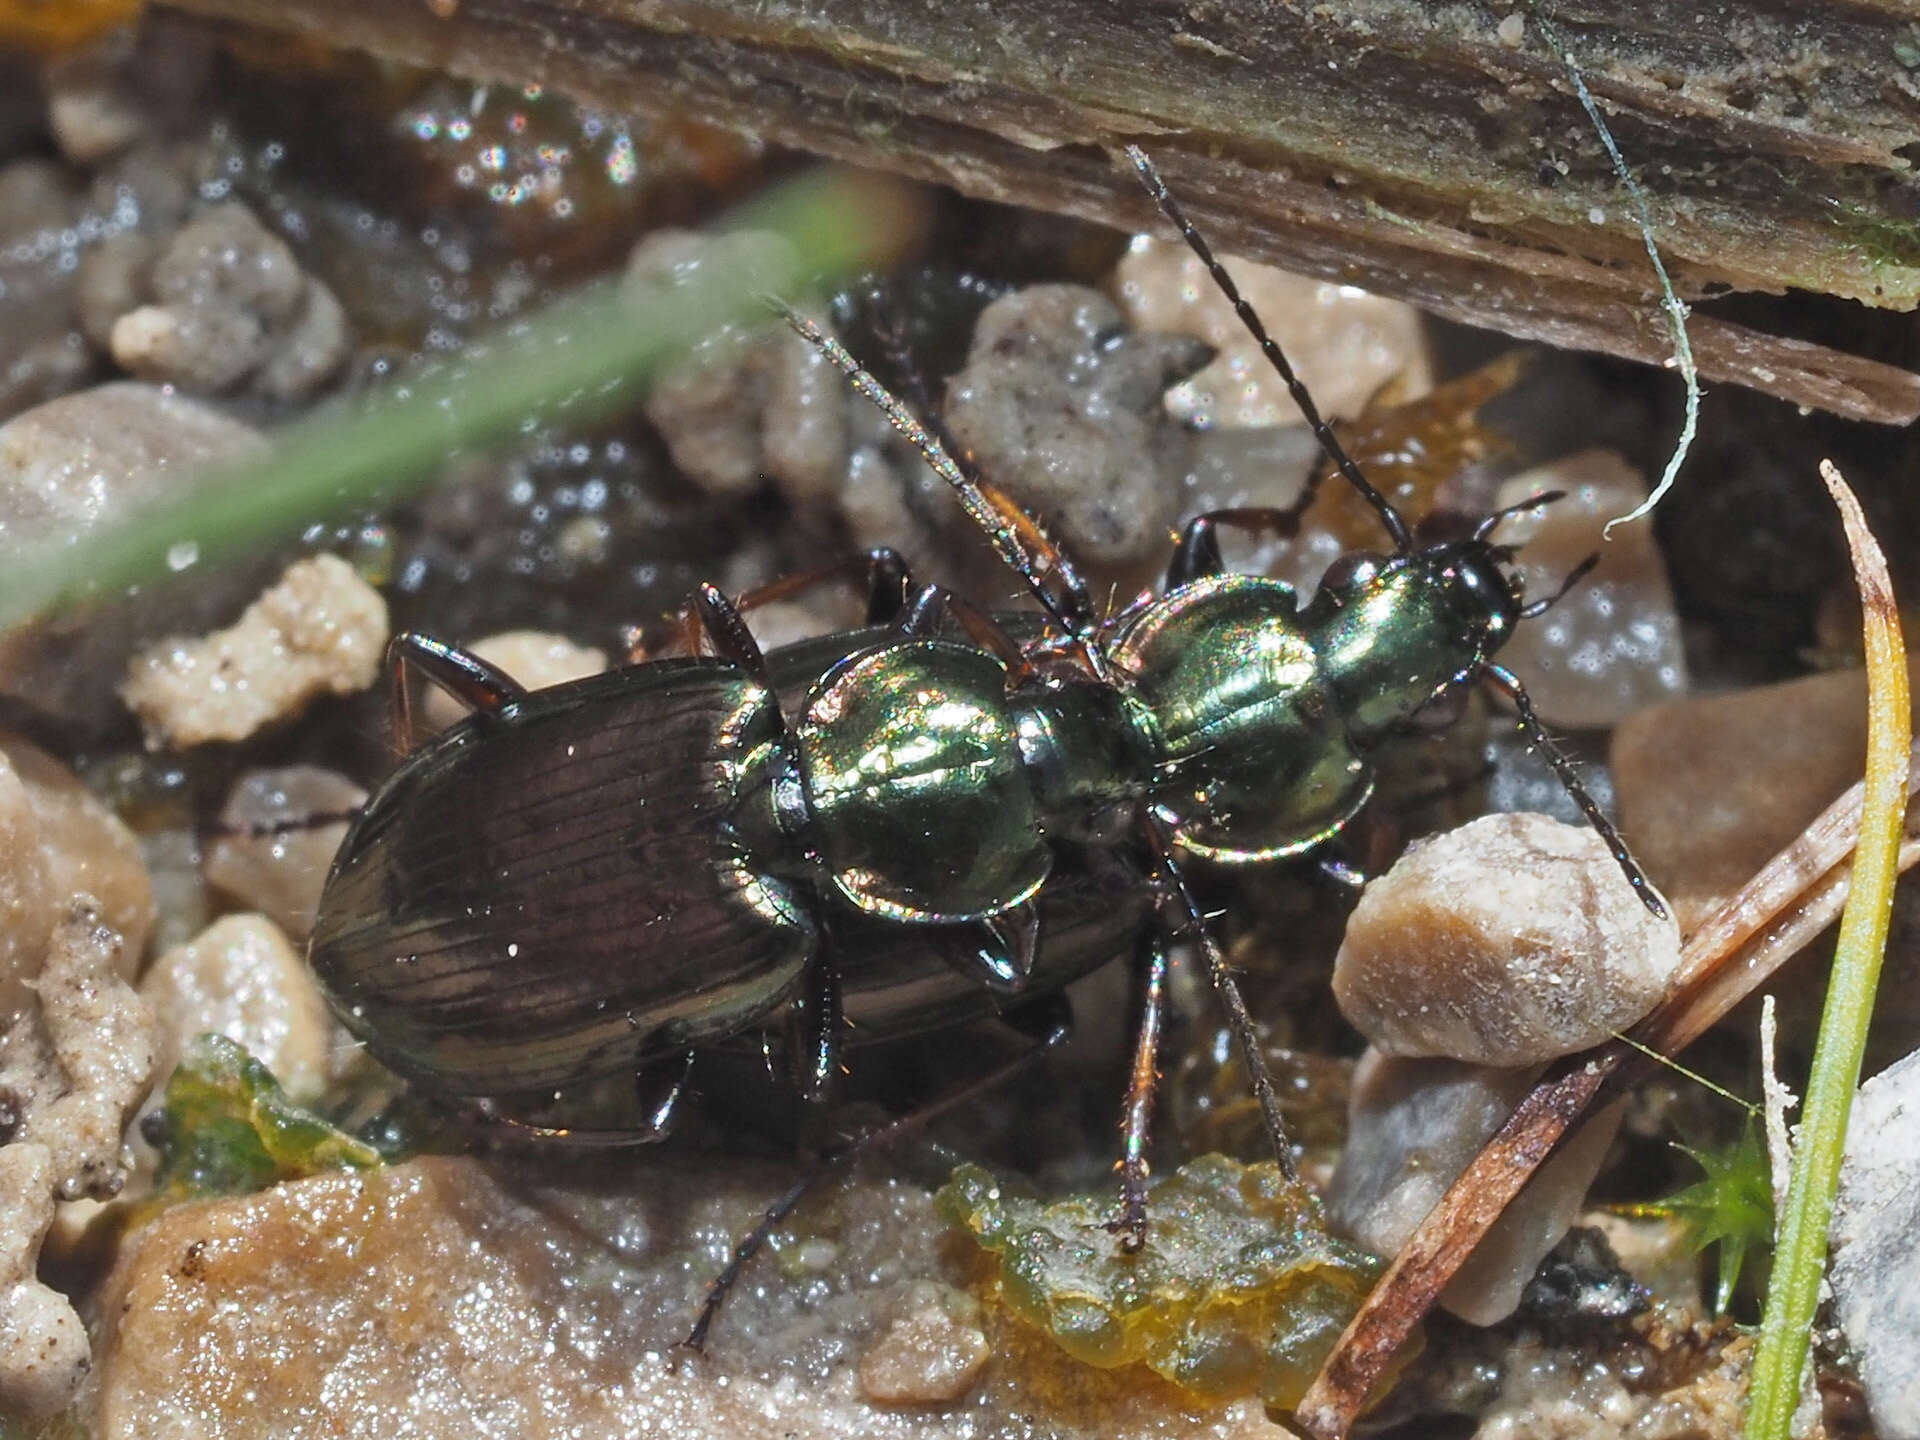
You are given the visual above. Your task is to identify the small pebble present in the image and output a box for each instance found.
[1496,12,1525,47]
[205,767,368,941]
[1326,1048,1626,1325]
[0,1144,92,1419]
[857,1281,991,1405]
[1491,450,1689,729]
[418,631,608,731]
[1111,236,1431,430]
[43,52,145,166]
[1332,812,1680,1067]
[0,382,269,726]
[87,200,351,401]
[110,301,267,393]
[944,284,1209,568]
[139,914,332,1103]
[1831,1044,1920,1440]
[0,731,155,977]
[139,826,211,954]
[0,751,54,1029]
[628,229,830,501]
[121,553,389,749]
[0,898,156,1202]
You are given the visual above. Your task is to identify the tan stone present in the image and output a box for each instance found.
[1492,450,1689,729]
[0,383,269,725]
[1332,812,1681,1066]
[0,1144,92,1419]
[1610,663,1920,934]
[0,751,53,1029]
[121,553,388,749]
[88,1155,1301,1440]
[0,899,155,1201]
[857,1281,990,1405]
[1111,236,1431,430]
[140,915,331,1103]
[0,731,154,976]
[204,767,366,941]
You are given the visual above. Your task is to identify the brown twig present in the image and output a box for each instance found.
[1296,743,1920,1439]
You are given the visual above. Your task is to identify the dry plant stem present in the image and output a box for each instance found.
[1530,8,1699,537]
[156,0,1920,424]
[1298,750,1920,1439]
[1746,464,1910,1440]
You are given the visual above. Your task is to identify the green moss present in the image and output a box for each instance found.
[937,1153,1381,1409]
[1620,1121,1774,1316]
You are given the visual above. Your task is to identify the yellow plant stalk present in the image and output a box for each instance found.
[1746,459,1910,1439]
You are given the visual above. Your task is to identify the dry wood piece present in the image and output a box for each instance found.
[157,0,1920,423]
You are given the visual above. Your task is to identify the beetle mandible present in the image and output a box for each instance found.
[307,146,1665,1344]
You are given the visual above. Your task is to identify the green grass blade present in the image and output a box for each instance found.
[0,168,918,632]
[1745,460,1911,1438]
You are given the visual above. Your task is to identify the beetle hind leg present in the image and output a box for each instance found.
[683,995,1073,1352]
[388,632,528,754]
[459,1051,698,1147]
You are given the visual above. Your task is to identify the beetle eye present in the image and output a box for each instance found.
[1322,551,1385,591]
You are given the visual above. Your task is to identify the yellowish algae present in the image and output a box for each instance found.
[938,1154,1381,1410]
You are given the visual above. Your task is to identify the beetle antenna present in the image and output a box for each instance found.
[1518,552,1599,620]
[1475,489,1567,543]
[770,300,1096,639]
[1124,145,1413,555]
[1481,661,1669,921]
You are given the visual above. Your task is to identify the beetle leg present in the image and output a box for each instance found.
[1142,813,1299,1184]
[787,958,844,1103]
[687,582,776,686]
[683,1002,1073,1353]
[1165,506,1321,589]
[897,583,1039,687]
[632,551,916,664]
[460,1051,697,1146]
[727,549,918,630]
[387,632,528,754]
[1109,927,1170,1252]
[972,901,1040,990]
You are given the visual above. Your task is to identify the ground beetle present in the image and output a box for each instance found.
[307,147,1665,1344]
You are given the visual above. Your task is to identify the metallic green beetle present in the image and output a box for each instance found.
[307,147,1664,1350]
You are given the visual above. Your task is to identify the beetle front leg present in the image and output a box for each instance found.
[387,632,528,754]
